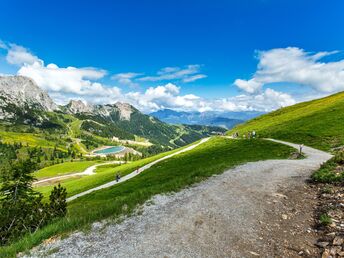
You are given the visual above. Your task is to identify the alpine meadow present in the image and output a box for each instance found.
[0,1,344,257]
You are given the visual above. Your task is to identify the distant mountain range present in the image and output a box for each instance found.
[150,109,264,129]
[0,76,226,150]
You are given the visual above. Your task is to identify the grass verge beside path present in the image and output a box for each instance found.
[312,151,344,183]
[0,137,294,257]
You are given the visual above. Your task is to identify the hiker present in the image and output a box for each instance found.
[116,174,120,182]
[136,167,140,173]
[299,144,304,155]
[252,130,256,138]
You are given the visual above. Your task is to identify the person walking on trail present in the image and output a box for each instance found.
[299,144,304,155]
[116,174,120,182]
[252,130,256,138]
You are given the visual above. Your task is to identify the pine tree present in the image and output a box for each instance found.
[48,184,67,218]
[0,160,46,245]
[0,160,68,245]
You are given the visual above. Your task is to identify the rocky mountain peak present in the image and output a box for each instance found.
[114,102,134,120]
[0,75,58,111]
[66,99,93,114]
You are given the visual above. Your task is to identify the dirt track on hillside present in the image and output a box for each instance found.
[27,139,332,258]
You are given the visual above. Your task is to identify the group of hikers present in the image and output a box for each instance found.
[232,130,256,139]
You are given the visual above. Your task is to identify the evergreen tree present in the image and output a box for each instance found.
[48,184,67,218]
[0,160,68,246]
[0,160,46,245]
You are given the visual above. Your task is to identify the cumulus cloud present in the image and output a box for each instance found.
[234,79,262,94]
[7,44,41,66]
[1,42,122,104]
[139,64,207,83]
[125,83,201,112]
[123,83,294,113]
[234,47,344,94]
[0,41,299,113]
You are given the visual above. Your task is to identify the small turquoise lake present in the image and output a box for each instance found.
[94,146,125,155]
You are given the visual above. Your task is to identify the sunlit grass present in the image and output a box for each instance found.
[228,91,344,150]
[0,137,294,257]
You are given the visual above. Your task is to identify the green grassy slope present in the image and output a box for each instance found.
[34,142,198,198]
[34,161,99,179]
[1,137,294,257]
[228,92,344,150]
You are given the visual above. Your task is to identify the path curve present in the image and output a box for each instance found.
[28,139,333,257]
[66,137,210,202]
[33,161,125,186]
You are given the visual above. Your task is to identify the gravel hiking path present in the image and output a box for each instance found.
[27,139,332,257]
[33,161,125,187]
[66,137,210,202]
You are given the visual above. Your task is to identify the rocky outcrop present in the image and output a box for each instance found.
[114,102,133,120]
[0,75,58,111]
[65,100,93,114]
[64,101,134,121]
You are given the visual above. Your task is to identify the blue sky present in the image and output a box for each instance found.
[1,0,344,112]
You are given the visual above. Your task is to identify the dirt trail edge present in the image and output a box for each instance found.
[27,139,332,258]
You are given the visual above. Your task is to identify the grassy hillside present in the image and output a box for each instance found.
[34,161,100,179]
[228,92,344,151]
[1,137,294,257]
[34,143,196,198]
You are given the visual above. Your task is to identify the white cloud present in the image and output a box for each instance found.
[182,74,207,83]
[111,72,142,87]
[6,44,41,66]
[0,41,299,113]
[123,82,294,113]
[139,64,207,83]
[234,79,262,94]
[0,43,121,104]
[234,47,344,94]
[125,83,202,112]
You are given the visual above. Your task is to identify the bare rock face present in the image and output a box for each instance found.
[0,75,58,111]
[114,102,133,120]
[64,100,134,121]
[65,100,93,114]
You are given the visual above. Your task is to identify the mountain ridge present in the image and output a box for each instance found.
[0,75,226,150]
[150,108,264,129]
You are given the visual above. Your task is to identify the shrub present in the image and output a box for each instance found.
[48,184,67,218]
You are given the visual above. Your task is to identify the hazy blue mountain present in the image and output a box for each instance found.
[150,109,265,129]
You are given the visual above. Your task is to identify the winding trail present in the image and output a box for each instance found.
[66,137,210,202]
[29,139,333,257]
[33,161,125,186]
